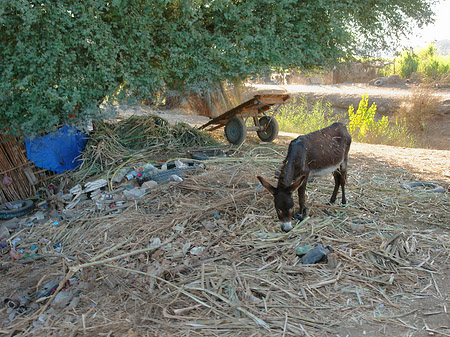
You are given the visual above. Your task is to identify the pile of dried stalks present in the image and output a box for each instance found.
[74,115,218,180]
[1,136,449,336]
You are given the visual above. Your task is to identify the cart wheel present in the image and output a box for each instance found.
[225,117,247,145]
[257,116,279,142]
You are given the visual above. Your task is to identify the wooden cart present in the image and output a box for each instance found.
[198,94,290,145]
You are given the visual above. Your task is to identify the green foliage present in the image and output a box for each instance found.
[348,94,379,140]
[276,96,341,135]
[0,0,436,136]
[385,44,450,82]
[276,95,414,147]
[395,50,419,78]
[417,44,450,80]
[348,95,415,147]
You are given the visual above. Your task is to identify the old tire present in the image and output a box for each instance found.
[373,79,383,86]
[225,117,247,145]
[402,182,445,193]
[257,117,279,142]
[0,199,35,220]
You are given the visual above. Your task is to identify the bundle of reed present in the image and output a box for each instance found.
[0,134,39,203]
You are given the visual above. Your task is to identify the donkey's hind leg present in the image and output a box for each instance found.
[340,167,347,204]
[339,156,348,204]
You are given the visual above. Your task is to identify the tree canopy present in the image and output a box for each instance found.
[0,0,435,136]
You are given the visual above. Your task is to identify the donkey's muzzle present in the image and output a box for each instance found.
[280,222,293,232]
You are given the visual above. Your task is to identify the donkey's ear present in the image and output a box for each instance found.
[257,176,276,195]
[287,175,306,193]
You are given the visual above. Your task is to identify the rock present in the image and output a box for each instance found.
[141,180,158,189]
[1,217,20,230]
[112,168,129,183]
[68,295,80,309]
[77,281,92,291]
[190,246,205,256]
[51,291,73,309]
[29,211,45,221]
[169,174,183,182]
[123,188,146,199]
[327,253,338,268]
[350,223,365,233]
[0,225,10,241]
[301,244,333,264]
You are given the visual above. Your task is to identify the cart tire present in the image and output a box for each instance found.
[257,117,279,142]
[0,199,35,220]
[225,117,247,145]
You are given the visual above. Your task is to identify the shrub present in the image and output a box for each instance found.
[276,95,415,147]
[417,44,450,81]
[348,94,415,147]
[276,95,341,135]
[385,44,450,84]
[395,49,419,79]
[395,87,440,132]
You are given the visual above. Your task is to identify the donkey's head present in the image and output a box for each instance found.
[257,175,305,232]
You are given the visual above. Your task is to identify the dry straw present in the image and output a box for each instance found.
[0,124,449,336]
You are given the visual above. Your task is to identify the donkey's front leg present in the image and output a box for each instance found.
[294,175,308,220]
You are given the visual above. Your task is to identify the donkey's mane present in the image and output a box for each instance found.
[277,148,294,188]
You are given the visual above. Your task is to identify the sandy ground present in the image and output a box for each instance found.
[1,105,449,336]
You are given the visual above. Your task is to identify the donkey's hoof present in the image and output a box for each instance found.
[293,213,304,221]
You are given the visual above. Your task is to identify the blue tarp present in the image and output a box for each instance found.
[25,125,88,174]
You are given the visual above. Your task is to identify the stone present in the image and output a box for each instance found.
[51,291,73,309]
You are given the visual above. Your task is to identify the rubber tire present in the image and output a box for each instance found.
[373,79,383,86]
[402,182,445,193]
[257,117,279,142]
[0,199,35,220]
[224,117,247,145]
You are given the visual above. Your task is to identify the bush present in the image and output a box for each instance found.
[395,87,440,132]
[395,49,419,79]
[276,95,341,135]
[386,44,450,84]
[348,94,415,147]
[417,44,450,81]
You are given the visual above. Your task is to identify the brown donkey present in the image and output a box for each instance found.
[257,122,351,232]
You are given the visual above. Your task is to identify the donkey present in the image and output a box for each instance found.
[257,122,351,232]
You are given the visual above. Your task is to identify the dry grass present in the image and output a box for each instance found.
[395,87,442,132]
[0,133,449,336]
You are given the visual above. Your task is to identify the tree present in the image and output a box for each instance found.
[0,0,436,136]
